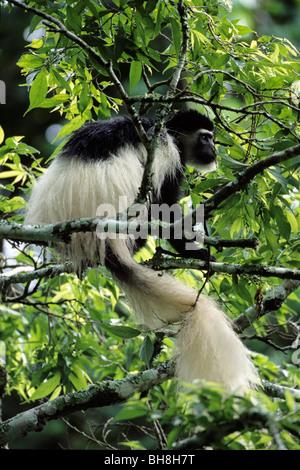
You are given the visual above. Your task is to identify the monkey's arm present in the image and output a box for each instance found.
[167,236,215,261]
[152,174,215,261]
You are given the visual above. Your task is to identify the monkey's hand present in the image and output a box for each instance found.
[188,248,216,262]
[168,239,216,262]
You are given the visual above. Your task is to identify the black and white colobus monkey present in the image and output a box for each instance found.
[25,110,259,392]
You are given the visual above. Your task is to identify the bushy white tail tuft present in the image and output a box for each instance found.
[175,297,259,391]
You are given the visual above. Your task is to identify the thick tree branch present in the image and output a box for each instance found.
[111,136,299,226]
[0,219,258,249]
[1,259,299,293]
[0,264,74,292]
[0,218,103,244]
[0,218,299,287]
[234,279,300,331]
[261,379,300,401]
[150,259,300,281]
[0,359,175,447]
[204,144,300,216]
[1,220,299,285]
[168,0,189,94]
[204,236,259,249]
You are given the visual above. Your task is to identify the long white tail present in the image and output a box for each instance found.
[109,239,259,393]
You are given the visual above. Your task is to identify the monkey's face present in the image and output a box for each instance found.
[181,129,217,173]
[195,130,216,164]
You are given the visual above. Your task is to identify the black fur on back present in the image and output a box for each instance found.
[61,116,154,162]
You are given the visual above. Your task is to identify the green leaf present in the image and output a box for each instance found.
[17,54,44,70]
[129,61,142,93]
[115,403,148,421]
[0,127,4,145]
[101,323,141,339]
[221,154,247,169]
[54,116,87,142]
[264,224,278,253]
[66,6,82,33]
[49,386,62,401]
[84,0,101,17]
[29,15,43,35]
[230,217,243,237]
[139,335,154,367]
[69,372,87,391]
[267,169,288,192]
[30,372,61,401]
[234,280,253,305]
[1,196,26,213]
[235,25,254,36]
[286,211,298,235]
[167,426,182,448]
[270,43,280,62]
[78,83,90,113]
[211,52,231,67]
[171,18,181,57]
[273,206,290,241]
[191,30,211,46]
[135,7,155,31]
[285,390,295,410]
[26,71,48,114]
[145,0,158,13]
[51,69,72,93]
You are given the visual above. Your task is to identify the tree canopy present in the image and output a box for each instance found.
[0,0,299,451]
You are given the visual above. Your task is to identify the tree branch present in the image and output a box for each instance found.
[1,258,299,294]
[0,359,175,447]
[168,0,189,94]
[262,379,300,402]
[0,263,74,292]
[150,259,300,281]
[234,279,300,331]
[0,219,258,249]
[204,143,300,216]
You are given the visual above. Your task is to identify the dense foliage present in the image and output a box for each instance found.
[0,0,299,450]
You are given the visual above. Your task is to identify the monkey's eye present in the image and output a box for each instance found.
[199,134,212,144]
